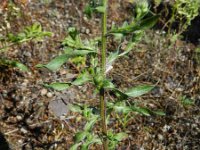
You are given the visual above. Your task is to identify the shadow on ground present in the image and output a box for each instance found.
[0,132,10,150]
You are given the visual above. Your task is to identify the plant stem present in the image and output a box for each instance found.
[100,0,108,149]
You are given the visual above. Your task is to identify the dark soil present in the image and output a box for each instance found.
[0,1,200,150]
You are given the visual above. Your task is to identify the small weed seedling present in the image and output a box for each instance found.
[0,23,52,71]
[37,0,163,149]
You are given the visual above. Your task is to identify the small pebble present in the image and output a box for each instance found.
[81,27,86,33]
[158,134,164,141]
[47,92,53,98]
[65,14,69,18]
[60,69,67,75]
[20,127,28,134]
[26,118,33,125]
[175,87,184,92]
[16,115,23,121]
[22,80,29,87]
[41,89,48,96]
[27,72,32,76]
[83,16,88,21]
[163,125,171,132]
[18,139,23,144]
[24,52,32,57]
[85,28,90,34]
[21,86,27,92]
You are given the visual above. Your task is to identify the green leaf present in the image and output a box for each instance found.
[84,116,98,131]
[113,132,128,141]
[138,15,160,30]
[36,54,69,71]
[64,49,96,56]
[112,89,129,100]
[103,79,115,89]
[81,137,101,150]
[0,59,29,71]
[113,102,132,114]
[69,143,81,150]
[80,134,101,150]
[81,144,89,150]
[68,103,82,113]
[152,110,166,116]
[72,71,91,86]
[114,33,124,41]
[195,47,200,53]
[68,27,78,40]
[107,51,119,66]
[132,106,151,116]
[82,105,93,118]
[12,61,29,71]
[125,85,154,97]
[75,131,88,142]
[84,5,93,18]
[93,74,104,90]
[180,96,194,106]
[62,35,83,49]
[95,6,106,13]
[23,23,52,40]
[135,0,149,19]
[107,15,159,35]
[7,33,22,43]
[44,82,70,91]
[131,30,144,42]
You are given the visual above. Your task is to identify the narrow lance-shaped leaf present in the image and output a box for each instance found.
[107,15,159,35]
[138,15,160,30]
[113,132,128,141]
[95,6,106,13]
[84,116,98,131]
[81,136,101,150]
[125,85,154,97]
[69,143,81,150]
[106,51,118,73]
[132,106,151,116]
[43,82,71,91]
[36,54,69,71]
[64,49,97,56]
[14,62,29,71]
[0,59,29,71]
[151,110,166,116]
[112,88,129,100]
[75,131,89,143]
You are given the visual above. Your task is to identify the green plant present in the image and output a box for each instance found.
[163,0,200,35]
[0,23,52,71]
[179,95,195,107]
[37,0,163,149]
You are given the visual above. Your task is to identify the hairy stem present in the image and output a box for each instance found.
[100,0,108,149]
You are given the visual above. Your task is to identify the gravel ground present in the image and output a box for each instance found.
[0,0,200,149]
